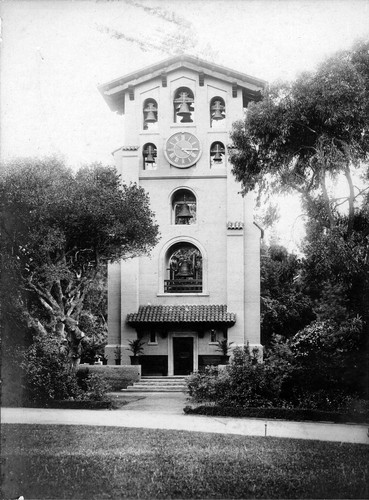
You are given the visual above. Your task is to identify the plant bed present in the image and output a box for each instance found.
[183,405,369,424]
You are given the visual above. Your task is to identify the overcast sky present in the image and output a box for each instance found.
[1,0,368,250]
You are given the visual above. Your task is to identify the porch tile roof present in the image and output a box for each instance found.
[126,305,236,325]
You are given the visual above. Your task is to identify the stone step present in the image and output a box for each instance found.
[132,384,186,389]
[136,381,187,385]
[122,386,187,392]
[141,377,188,380]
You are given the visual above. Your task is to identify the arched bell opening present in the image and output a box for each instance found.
[210,141,226,167]
[171,188,197,225]
[210,97,226,128]
[143,98,158,131]
[165,242,202,294]
[143,142,157,170]
[173,87,195,123]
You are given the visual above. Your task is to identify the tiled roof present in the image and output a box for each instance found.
[111,145,139,155]
[127,305,236,325]
[227,221,244,230]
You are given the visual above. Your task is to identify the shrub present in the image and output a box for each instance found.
[21,336,81,402]
[186,366,230,402]
[80,373,111,402]
[21,335,111,403]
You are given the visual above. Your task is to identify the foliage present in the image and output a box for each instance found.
[0,157,159,370]
[126,338,145,356]
[184,405,369,424]
[187,332,367,411]
[114,345,122,360]
[260,244,315,344]
[230,40,369,206]
[79,267,108,364]
[81,373,111,402]
[188,347,289,408]
[21,335,111,403]
[186,366,229,402]
[229,40,369,386]
[288,317,368,400]
[215,339,234,355]
[21,335,81,402]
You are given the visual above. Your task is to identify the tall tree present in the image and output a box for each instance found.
[230,40,369,335]
[0,157,159,369]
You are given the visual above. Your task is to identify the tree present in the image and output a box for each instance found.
[0,157,159,370]
[230,39,369,335]
[260,244,314,345]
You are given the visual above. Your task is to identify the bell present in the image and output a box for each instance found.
[144,102,157,123]
[176,260,193,277]
[211,100,225,120]
[177,102,192,122]
[211,143,225,163]
[144,110,156,123]
[144,145,156,163]
[145,152,155,163]
[213,151,223,162]
[176,203,193,223]
[212,108,224,120]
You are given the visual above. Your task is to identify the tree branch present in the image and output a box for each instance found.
[344,164,355,236]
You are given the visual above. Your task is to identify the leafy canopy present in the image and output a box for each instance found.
[230,39,369,235]
[0,157,159,367]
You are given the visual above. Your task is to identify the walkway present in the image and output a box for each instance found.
[2,393,369,445]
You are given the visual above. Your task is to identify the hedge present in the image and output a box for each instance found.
[183,405,369,424]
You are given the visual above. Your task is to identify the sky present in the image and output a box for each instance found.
[1,0,368,250]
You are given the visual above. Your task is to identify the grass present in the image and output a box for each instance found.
[1,424,368,499]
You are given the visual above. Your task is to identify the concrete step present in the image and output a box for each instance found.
[123,387,187,392]
[135,380,186,386]
[122,376,188,393]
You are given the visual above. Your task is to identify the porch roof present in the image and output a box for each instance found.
[126,305,236,325]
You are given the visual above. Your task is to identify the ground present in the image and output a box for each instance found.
[2,424,368,499]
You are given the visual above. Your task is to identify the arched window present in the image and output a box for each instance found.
[142,143,157,170]
[143,98,158,130]
[210,142,226,167]
[210,97,226,128]
[171,189,196,225]
[173,87,194,123]
[165,242,202,293]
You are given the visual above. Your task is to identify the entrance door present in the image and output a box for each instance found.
[173,337,193,375]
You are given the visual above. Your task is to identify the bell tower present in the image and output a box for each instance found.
[99,55,266,375]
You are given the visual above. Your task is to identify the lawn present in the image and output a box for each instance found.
[1,424,368,499]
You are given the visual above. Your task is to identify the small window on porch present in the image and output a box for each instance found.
[210,329,217,343]
[149,331,157,344]
[165,242,202,294]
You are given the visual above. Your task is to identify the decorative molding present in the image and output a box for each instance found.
[161,73,167,87]
[140,174,227,180]
[199,71,204,86]
[128,85,134,100]
[232,82,238,98]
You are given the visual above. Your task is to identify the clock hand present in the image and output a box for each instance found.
[181,148,199,152]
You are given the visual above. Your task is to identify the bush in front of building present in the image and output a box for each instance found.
[187,346,288,408]
[183,404,369,423]
[186,334,369,416]
[20,335,111,405]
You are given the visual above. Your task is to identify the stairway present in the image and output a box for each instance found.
[122,376,188,393]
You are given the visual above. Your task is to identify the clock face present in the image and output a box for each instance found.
[165,132,202,168]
